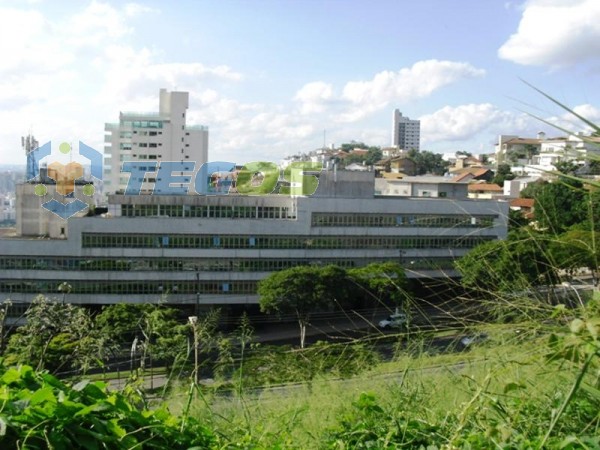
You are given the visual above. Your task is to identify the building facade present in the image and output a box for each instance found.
[0,171,508,308]
[392,109,420,151]
[104,89,209,195]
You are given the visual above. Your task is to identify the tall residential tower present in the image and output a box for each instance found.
[392,109,420,151]
[104,89,209,195]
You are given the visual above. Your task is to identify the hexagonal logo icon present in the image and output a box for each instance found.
[27,141,102,219]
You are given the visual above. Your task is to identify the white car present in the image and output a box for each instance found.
[378,313,407,329]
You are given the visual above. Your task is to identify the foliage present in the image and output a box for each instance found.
[548,229,600,284]
[324,392,445,449]
[0,362,215,449]
[508,207,530,230]
[95,303,149,346]
[492,163,516,187]
[348,262,408,307]
[258,265,347,348]
[533,177,586,233]
[4,296,107,375]
[456,231,558,295]
[407,149,449,175]
[97,303,189,374]
[520,178,546,199]
[230,341,380,387]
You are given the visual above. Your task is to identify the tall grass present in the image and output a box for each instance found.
[166,298,598,448]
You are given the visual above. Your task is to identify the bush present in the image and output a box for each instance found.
[0,362,215,449]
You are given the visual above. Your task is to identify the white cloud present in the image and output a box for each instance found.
[123,3,159,16]
[294,81,334,114]
[421,103,534,144]
[539,104,600,135]
[498,0,600,67]
[338,60,485,122]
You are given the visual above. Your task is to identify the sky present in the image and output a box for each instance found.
[1,0,600,166]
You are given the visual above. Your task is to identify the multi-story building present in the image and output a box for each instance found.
[392,109,420,151]
[104,89,209,195]
[0,170,508,310]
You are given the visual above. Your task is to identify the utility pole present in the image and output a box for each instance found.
[188,316,199,384]
[195,270,200,318]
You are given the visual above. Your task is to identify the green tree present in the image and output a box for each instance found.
[549,230,599,285]
[554,160,580,175]
[492,163,516,187]
[96,303,189,374]
[348,262,408,306]
[4,296,105,374]
[520,179,547,199]
[455,232,558,295]
[364,147,383,166]
[407,149,449,175]
[508,208,530,231]
[340,141,369,152]
[258,265,347,348]
[533,178,585,233]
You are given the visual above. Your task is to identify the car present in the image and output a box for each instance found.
[459,333,488,349]
[378,312,408,329]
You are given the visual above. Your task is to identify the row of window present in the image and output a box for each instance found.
[81,233,493,249]
[120,204,296,219]
[120,120,163,129]
[0,280,257,295]
[0,257,457,272]
[311,213,496,228]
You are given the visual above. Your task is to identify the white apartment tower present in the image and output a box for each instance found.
[104,89,209,195]
[392,109,420,151]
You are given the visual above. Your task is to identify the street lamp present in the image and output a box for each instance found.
[58,282,71,305]
[188,316,199,384]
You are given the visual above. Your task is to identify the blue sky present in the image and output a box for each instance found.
[1,0,599,165]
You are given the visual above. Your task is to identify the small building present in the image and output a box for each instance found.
[467,183,504,200]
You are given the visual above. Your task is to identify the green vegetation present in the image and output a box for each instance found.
[183,299,599,449]
[258,263,407,348]
[0,363,215,449]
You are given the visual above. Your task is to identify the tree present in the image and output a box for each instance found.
[554,160,580,175]
[549,230,600,285]
[364,147,383,166]
[508,208,530,231]
[258,265,347,348]
[492,164,516,187]
[4,296,105,374]
[533,178,585,233]
[340,141,369,152]
[348,262,408,306]
[520,179,547,199]
[407,149,449,175]
[455,232,558,295]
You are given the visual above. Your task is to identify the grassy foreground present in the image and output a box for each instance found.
[0,299,598,449]
[174,301,600,449]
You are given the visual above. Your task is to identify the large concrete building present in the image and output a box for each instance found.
[0,170,508,309]
[104,89,209,195]
[392,109,420,151]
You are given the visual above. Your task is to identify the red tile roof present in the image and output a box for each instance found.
[467,183,503,192]
[510,198,535,208]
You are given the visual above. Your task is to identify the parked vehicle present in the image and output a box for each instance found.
[378,312,407,329]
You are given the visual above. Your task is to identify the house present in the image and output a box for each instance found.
[509,198,535,220]
[467,183,504,200]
